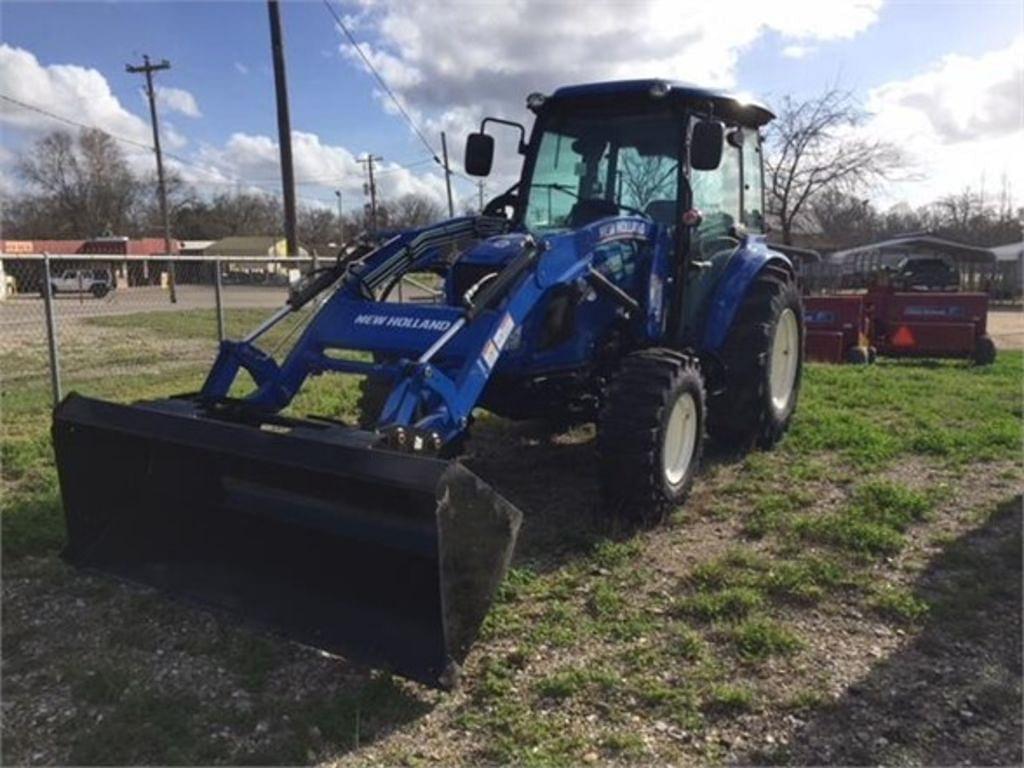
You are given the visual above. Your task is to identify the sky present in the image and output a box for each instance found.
[0,0,1022,215]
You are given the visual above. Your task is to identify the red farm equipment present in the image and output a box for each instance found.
[864,285,995,364]
[804,294,872,364]
[804,285,996,365]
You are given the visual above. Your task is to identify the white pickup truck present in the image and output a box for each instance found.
[47,268,115,298]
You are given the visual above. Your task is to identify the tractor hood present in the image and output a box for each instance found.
[458,232,535,270]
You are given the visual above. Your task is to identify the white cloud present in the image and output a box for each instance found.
[339,0,883,134]
[155,86,201,118]
[234,61,249,76]
[782,44,815,59]
[334,0,882,191]
[190,130,450,209]
[865,36,1024,206]
[0,44,152,145]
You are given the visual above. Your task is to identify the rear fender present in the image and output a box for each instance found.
[700,236,793,352]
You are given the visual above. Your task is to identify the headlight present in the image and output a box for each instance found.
[649,81,670,99]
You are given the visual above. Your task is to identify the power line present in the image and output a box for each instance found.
[241,156,437,185]
[0,93,156,152]
[1,92,439,206]
[1,94,330,205]
[321,0,440,163]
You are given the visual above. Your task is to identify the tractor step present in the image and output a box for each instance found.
[52,393,521,688]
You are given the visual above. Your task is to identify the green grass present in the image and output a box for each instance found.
[534,665,620,701]
[68,690,215,765]
[868,584,931,623]
[727,618,803,662]
[792,480,934,558]
[679,586,764,621]
[686,549,848,607]
[669,625,707,661]
[788,355,1022,467]
[2,309,1022,766]
[703,684,756,714]
[86,307,301,345]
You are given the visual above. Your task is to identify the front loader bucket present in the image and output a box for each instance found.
[52,393,521,688]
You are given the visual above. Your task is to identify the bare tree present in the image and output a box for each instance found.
[297,206,339,248]
[810,189,877,246]
[618,154,675,210]
[15,128,141,237]
[764,88,905,244]
[175,192,283,238]
[378,193,445,230]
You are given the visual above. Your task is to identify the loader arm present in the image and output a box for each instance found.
[199,213,666,451]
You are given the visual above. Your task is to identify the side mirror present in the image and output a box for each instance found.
[690,120,724,171]
[465,132,495,177]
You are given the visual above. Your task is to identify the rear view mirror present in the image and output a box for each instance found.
[690,120,724,171]
[465,132,495,176]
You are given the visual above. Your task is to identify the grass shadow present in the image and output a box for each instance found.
[464,416,754,574]
[753,495,1023,766]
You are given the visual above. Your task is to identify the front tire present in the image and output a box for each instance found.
[709,268,803,450]
[598,349,706,526]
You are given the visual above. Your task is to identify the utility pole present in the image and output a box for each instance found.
[477,179,485,212]
[335,189,345,246]
[360,155,382,233]
[440,131,455,217]
[267,0,298,260]
[126,54,176,303]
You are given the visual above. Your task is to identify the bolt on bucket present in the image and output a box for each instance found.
[52,393,522,688]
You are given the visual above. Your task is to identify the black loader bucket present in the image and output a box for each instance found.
[52,393,521,688]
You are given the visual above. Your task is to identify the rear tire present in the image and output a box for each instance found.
[91,284,109,298]
[709,268,803,451]
[598,349,705,526]
[973,335,996,366]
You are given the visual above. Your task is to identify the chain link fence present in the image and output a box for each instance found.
[0,253,441,410]
[1,254,284,406]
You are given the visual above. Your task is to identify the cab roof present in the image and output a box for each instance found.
[540,80,774,127]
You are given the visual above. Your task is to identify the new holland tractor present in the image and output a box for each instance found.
[53,80,803,687]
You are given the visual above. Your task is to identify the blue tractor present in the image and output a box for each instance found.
[53,80,803,687]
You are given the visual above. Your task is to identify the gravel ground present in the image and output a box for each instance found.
[5,424,1018,766]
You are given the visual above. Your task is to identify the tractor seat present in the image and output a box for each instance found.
[568,198,620,227]
[644,200,676,227]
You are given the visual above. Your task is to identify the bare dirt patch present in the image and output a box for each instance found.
[988,308,1024,351]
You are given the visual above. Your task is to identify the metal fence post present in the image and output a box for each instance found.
[213,258,225,342]
[41,251,63,406]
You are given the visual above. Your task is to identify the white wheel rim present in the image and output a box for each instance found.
[662,392,698,486]
[770,308,799,412]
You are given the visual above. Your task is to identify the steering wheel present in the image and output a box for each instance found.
[483,191,518,219]
[697,235,741,261]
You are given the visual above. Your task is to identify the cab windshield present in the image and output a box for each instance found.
[522,111,680,233]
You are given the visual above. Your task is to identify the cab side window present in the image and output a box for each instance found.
[690,127,742,256]
[742,129,764,231]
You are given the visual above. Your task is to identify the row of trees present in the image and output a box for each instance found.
[3,87,1021,250]
[763,87,1021,247]
[1,128,446,248]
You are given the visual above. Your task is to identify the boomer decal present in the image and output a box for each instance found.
[354,313,453,332]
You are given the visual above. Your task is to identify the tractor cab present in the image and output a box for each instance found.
[463,79,776,345]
